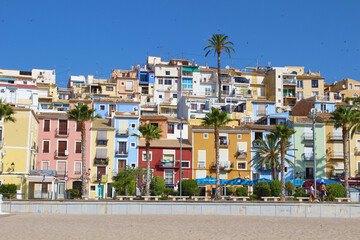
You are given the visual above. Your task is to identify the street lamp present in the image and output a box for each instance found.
[179,118,183,197]
[308,108,319,197]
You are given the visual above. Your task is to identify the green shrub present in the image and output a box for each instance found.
[66,189,80,199]
[0,184,17,199]
[112,168,136,196]
[269,180,281,196]
[285,181,295,195]
[236,187,248,196]
[226,187,236,196]
[150,176,166,196]
[249,194,258,201]
[293,187,308,198]
[179,179,200,196]
[253,181,271,199]
[326,183,344,201]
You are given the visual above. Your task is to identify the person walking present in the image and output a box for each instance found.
[320,183,327,201]
[309,184,315,202]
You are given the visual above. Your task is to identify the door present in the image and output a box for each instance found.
[9,90,16,103]
[109,104,115,116]
[58,141,67,156]
[72,181,82,197]
[97,185,104,199]
[107,183,113,198]
[59,120,68,135]
[58,182,65,199]
[97,166,106,182]
[117,159,126,173]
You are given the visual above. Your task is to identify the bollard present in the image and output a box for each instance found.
[0,194,2,214]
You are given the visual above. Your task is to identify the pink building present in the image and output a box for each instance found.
[36,101,91,198]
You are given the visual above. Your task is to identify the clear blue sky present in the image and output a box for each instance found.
[1,0,359,88]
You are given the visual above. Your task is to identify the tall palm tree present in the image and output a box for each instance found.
[0,100,15,122]
[201,107,231,200]
[204,34,235,103]
[68,103,101,197]
[328,105,359,198]
[271,124,295,201]
[251,134,294,181]
[133,124,162,196]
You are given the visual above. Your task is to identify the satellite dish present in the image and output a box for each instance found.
[342,85,346,89]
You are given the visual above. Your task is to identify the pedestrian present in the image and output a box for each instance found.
[309,183,315,202]
[320,183,327,201]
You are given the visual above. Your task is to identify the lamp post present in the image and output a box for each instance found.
[308,108,318,197]
[179,118,183,197]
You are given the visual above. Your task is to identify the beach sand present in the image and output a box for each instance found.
[0,213,359,240]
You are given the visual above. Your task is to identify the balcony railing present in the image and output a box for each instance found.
[55,150,68,158]
[283,79,296,85]
[355,147,360,155]
[315,95,330,102]
[303,153,314,161]
[257,110,266,116]
[94,158,109,165]
[116,150,128,156]
[74,171,81,175]
[330,152,344,159]
[210,161,233,171]
[198,162,206,168]
[116,129,129,136]
[236,151,247,158]
[158,160,179,169]
[219,139,229,147]
[328,133,343,141]
[56,128,69,137]
[303,132,313,141]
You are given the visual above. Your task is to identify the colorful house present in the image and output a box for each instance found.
[0,108,38,199]
[93,98,140,119]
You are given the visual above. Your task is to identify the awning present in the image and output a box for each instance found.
[96,148,107,159]
[54,103,62,106]
[97,130,108,141]
[182,66,199,72]
[226,178,251,185]
[196,177,227,185]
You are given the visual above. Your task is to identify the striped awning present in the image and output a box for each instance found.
[97,130,108,141]
[96,148,107,159]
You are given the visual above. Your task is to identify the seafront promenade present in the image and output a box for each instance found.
[2,200,360,218]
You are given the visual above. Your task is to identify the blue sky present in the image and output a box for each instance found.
[0,0,359,88]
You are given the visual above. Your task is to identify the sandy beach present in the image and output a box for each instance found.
[0,213,359,240]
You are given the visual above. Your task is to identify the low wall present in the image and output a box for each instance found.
[2,201,360,218]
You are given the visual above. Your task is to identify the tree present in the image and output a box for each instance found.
[133,123,162,196]
[204,34,235,103]
[67,103,101,197]
[112,166,137,196]
[251,134,294,181]
[0,100,15,122]
[271,124,295,201]
[328,105,359,198]
[201,107,231,200]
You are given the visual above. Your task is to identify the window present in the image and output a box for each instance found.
[76,121,82,132]
[177,123,183,130]
[252,172,260,180]
[43,141,50,153]
[198,150,206,168]
[44,120,50,132]
[167,123,175,134]
[75,141,81,153]
[130,142,136,148]
[237,134,242,139]
[219,136,228,145]
[159,95,162,99]
[182,78,193,89]
[165,71,170,75]
[131,163,136,168]
[106,86,113,91]
[142,151,152,161]
[312,80,318,88]
[100,105,105,110]
[23,81,27,85]
[349,83,353,90]
[42,161,49,170]
[312,91,319,96]
[74,162,81,174]
[164,169,174,184]
[56,161,67,175]
[131,123,136,129]
[172,94,177,98]
[284,167,288,173]
[237,161,247,170]
[164,79,172,85]
[158,78,163,84]
[297,91,303,100]
[305,165,314,179]
[297,80,303,89]
[203,133,209,139]
[181,161,190,168]
[117,142,127,154]
[91,186,96,191]
[205,88,211,96]
[150,123,159,127]
[125,81,134,90]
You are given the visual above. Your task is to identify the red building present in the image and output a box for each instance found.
[138,139,192,188]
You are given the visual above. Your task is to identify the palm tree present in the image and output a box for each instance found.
[133,124,162,196]
[251,134,294,181]
[0,100,15,122]
[204,34,235,103]
[201,107,231,200]
[271,124,295,201]
[328,105,359,198]
[67,103,101,197]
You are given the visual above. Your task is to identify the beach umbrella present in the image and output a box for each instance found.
[196,177,227,185]
[226,178,251,185]
[316,178,341,184]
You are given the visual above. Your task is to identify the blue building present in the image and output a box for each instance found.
[93,98,140,119]
[252,100,276,122]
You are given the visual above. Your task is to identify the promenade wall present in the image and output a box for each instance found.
[2,201,360,218]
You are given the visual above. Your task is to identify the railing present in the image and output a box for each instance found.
[219,139,229,147]
[329,133,343,141]
[330,152,344,159]
[116,150,128,156]
[74,171,81,175]
[56,128,69,136]
[257,110,266,115]
[303,132,313,141]
[222,91,230,95]
[283,79,296,85]
[315,95,330,101]
[159,160,179,169]
[210,161,233,171]
[252,140,261,148]
[55,150,68,158]
[234,78,250,84]
[355,147,360,155]
[116,129,129,136]
[198,162,206,168]
[283,93,296,98]
[236,151,247,158]
[182,72,193,76]
[303,153,314,161]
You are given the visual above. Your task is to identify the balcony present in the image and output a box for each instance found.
[94,158,109,165]
[328,133,343,141]
[354,147,360,155]
[158,159,179,169]
[219,138,229,147]
[329,152,344,159]
[283,79,296,85]
[116,150,128,156]
[315,95,330,102]
[116,129,129,136]
[257,110,267,116]
[198,162,206,168]
[252,140,261,148]
[234,77,250,84]
[283,93,296,99]
[55,150,68,159]
[222,91,230,96]
[236,151,247,159]
[303,132,313,141]
[210,161,233,171]
[56,171,67,178]
[303,153,314,161]
[56,128,69,137]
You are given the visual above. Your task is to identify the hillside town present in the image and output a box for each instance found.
[0,55,359,200]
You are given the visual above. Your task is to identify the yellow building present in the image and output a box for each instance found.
[350,131,360,178]
[296,70,325,100]
[328,78,360,101]
[89,119,115,199]
[0,108,39,199]
[191,126,252,196]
